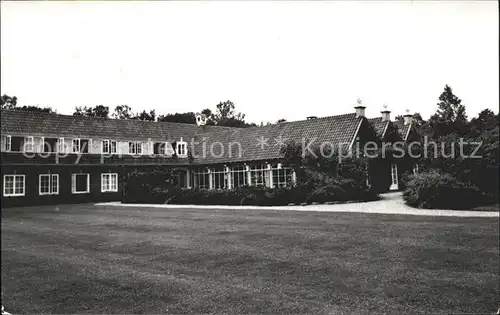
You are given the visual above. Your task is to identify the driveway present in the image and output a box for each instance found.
[97,192,499,218]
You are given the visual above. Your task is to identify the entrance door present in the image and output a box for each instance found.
[390,163,399,190]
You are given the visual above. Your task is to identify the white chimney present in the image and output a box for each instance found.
[381,110,391,121]
[195,113,207,126]
[403,113,413,125]
[354,106,366,118]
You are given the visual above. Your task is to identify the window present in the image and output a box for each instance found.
[413,164,419,175]
[250,164,267,187]
[71,173,90,194]
[101,173,118,192]
[155,142,174,156]
[272,164,293,188]
[129,141,142,155]
[24,136,34,152]
[1,135,11,152]
[40,137,45,153]
[39,174,59,195]
[57,138,65,153]
[176,139,187,157]
[3,175,25,197]
[102,140,110,154]
[191,168,210,189]
[211,167,228,189]
[73,139,81,153]
[231,166,248,188]
[110,141,117,154]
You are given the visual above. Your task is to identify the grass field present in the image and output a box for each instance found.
[2,203,499,314]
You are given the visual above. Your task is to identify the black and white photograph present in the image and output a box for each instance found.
[1,1,499,314]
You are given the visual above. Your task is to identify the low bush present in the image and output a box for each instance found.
[403,170,484,210]
[123,175,377,206]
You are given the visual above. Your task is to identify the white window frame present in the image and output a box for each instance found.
[102,140,110,154]
[39,174,59,195]
[250,164,267,187]
[72,138,81,153]
[71,173,90,194]
[57,138,65,153]
[128,141,143,155]
[271,164,293,188]
[176,140,187,157]
[3,174,25,197]
[24,136,34,153]
[110,140,117,154]
[211,167,228,190]
[390,163,399,190]
[40,137,45,153]
[191,168,210,189]
[101,173,118,192]
[2,135,12,152]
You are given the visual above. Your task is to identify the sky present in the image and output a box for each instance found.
[1,1,498,123]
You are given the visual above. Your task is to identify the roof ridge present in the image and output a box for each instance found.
[0,108,235,129]
[190,112,360,137]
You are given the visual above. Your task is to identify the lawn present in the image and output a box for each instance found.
[1,204,499,314]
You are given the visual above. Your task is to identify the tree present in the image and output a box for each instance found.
[277,118,287,123]
[158,112,196,124]
[18,105,56,114]
[133,109,156,121]
[207,100,254,127]
[468,109,498,137]
[112,105,134,119]
[73,105,109,118]
[0,94,17,109]
[429,85,468,137]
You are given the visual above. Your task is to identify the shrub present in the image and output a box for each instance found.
[307,178,377,203]
[403,170,483,209]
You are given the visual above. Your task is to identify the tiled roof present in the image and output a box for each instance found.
[0,109,232,142]
[191,113,363,164]
[394,120,411,141]
[367,117,389,138]
[1,109,364,165]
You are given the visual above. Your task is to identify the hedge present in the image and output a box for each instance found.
[123,170,378,206]
[402,170,484,210]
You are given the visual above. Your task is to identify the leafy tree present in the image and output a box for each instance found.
[133,109,156,121]
[429,85,468,137]
[18,105,56,114]
[277,118,287,123]
[73,105,109,118]
[468,109,498,137]
[158,112,196,124]
[208,100,252,127]
[112,105,134,119]
[0,94,17,109]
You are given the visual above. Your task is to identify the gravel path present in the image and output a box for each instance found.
[96,192,499,218]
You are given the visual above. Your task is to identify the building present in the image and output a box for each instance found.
[1,105,417,207]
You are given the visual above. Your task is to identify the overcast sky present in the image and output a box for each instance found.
[1,1,498,123]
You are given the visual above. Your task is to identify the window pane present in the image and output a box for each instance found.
[15,176,24,194]
[51,175,59,194]
[40,175,50,194]
[4,176,14,195]
[74,174,88,192]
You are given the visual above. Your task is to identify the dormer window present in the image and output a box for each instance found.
[176,138,187,157]
[72,139,81,153]
[1,135,11,152]
[129,141,142,155]
[24,136,34,152]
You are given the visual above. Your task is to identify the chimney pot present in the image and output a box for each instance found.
[354,106,366,118]
[381,110,391,122]
[403,113,413,125]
